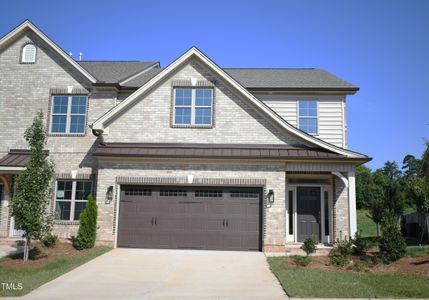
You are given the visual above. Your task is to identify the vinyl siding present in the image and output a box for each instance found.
[256,94,346,148]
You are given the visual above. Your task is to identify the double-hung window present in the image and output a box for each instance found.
[298,100,318,135]
[173,88,213,126]
[55,180,93,221]
[51,95,88,134]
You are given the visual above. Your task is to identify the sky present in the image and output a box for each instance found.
[1,0,428,170]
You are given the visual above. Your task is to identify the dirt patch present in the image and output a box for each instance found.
[0,241,104,269]
[284,254,429,278]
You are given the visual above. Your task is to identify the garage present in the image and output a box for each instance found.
[117,186,262,251]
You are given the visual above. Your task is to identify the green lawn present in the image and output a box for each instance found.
[357,209,378,237]
[268,257,429,298]
[0,246,111,297]
[406,245,429,257]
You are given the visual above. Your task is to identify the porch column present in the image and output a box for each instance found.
[348,170,357,237]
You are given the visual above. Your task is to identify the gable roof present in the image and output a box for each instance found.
[91,47,368,159]
[89,64,357,91]
[224,68,358,92]
[78,61,159,84]
[0,20,97,83]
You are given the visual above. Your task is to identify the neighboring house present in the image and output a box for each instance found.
[0,20,370,252]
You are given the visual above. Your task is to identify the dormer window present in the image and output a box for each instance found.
[21,43,37,63]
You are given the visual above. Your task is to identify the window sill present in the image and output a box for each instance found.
[54,220,80,225]
[171,124,213,129]
[48,133,86,137]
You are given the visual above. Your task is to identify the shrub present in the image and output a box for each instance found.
[41,233,58,248]
[379,222,406,263]
[301,236,317,256]
[28,245,47,260]
[329,255,349,267]
[333,237,353,257]
[352,231,371,256]
[73,195,98,250]
[292,255,311,267]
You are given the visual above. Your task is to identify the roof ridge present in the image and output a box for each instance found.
[224,67,317,70]
[78,60,157,63]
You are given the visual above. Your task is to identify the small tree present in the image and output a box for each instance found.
[11,111,54,262]
[73,195,98,250]
[379,216,407,263]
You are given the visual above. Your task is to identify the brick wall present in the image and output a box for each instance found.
[105,58,302,146]
[333,175,349,240]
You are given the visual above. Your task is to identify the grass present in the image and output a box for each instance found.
[268,257,429,298]
[406,245,429,257]
[357,209,377,237]
[0,246,111,297]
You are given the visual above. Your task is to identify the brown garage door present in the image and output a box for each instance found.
[117,186,262,251]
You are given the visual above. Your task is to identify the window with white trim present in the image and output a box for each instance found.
[173,88,213,126]
[50,95,88,134]
[298,100,318,135]
[21,44,36,63]
[55,180,93,221]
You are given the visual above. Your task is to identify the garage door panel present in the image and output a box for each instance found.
[118,186,262,251]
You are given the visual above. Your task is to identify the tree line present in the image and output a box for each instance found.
[356,142,429,235]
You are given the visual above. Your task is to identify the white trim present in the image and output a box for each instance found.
[54,179,93,222]
[0,20,96,83]
[172,87,213,126]
[114,183,121,248]
[332,171,348,187]
[288,182,332,243]
[50,95,88,134]
[119,62,160,85]
[348,170,357,237]
[90,47,367,159]
[0,166,25,172]
[297,99,319,135]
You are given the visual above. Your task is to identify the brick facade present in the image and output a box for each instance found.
[0,27,355,253]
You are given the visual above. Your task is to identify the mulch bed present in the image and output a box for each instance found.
[1,242,104,269]
[284,253,429,278]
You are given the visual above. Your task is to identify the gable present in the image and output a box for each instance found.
[103,58,304,146]
[93,47,368,159]
[0,20,96,83]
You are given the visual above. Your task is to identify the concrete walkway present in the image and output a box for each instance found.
[14,248,287,300]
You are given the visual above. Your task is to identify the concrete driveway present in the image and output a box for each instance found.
[17,248,287,300]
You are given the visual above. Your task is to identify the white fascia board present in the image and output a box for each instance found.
[0,166,25,172]
[91,47,366,158]
[0,20,97,83]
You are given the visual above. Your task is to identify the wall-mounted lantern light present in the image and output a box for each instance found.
[266,189,275,206]
[105,186,114,204]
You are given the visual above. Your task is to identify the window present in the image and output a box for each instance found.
[51,95,88,134]
[21,44,36,63]
[160,189,187,197]
[230,191,259,198]
[173,88,213,126]
[195,190,223,198]
[298,100,318,134]
[55,180,93,221]
[124,189,152,196]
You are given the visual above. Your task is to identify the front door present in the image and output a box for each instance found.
[297,187,321,242]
